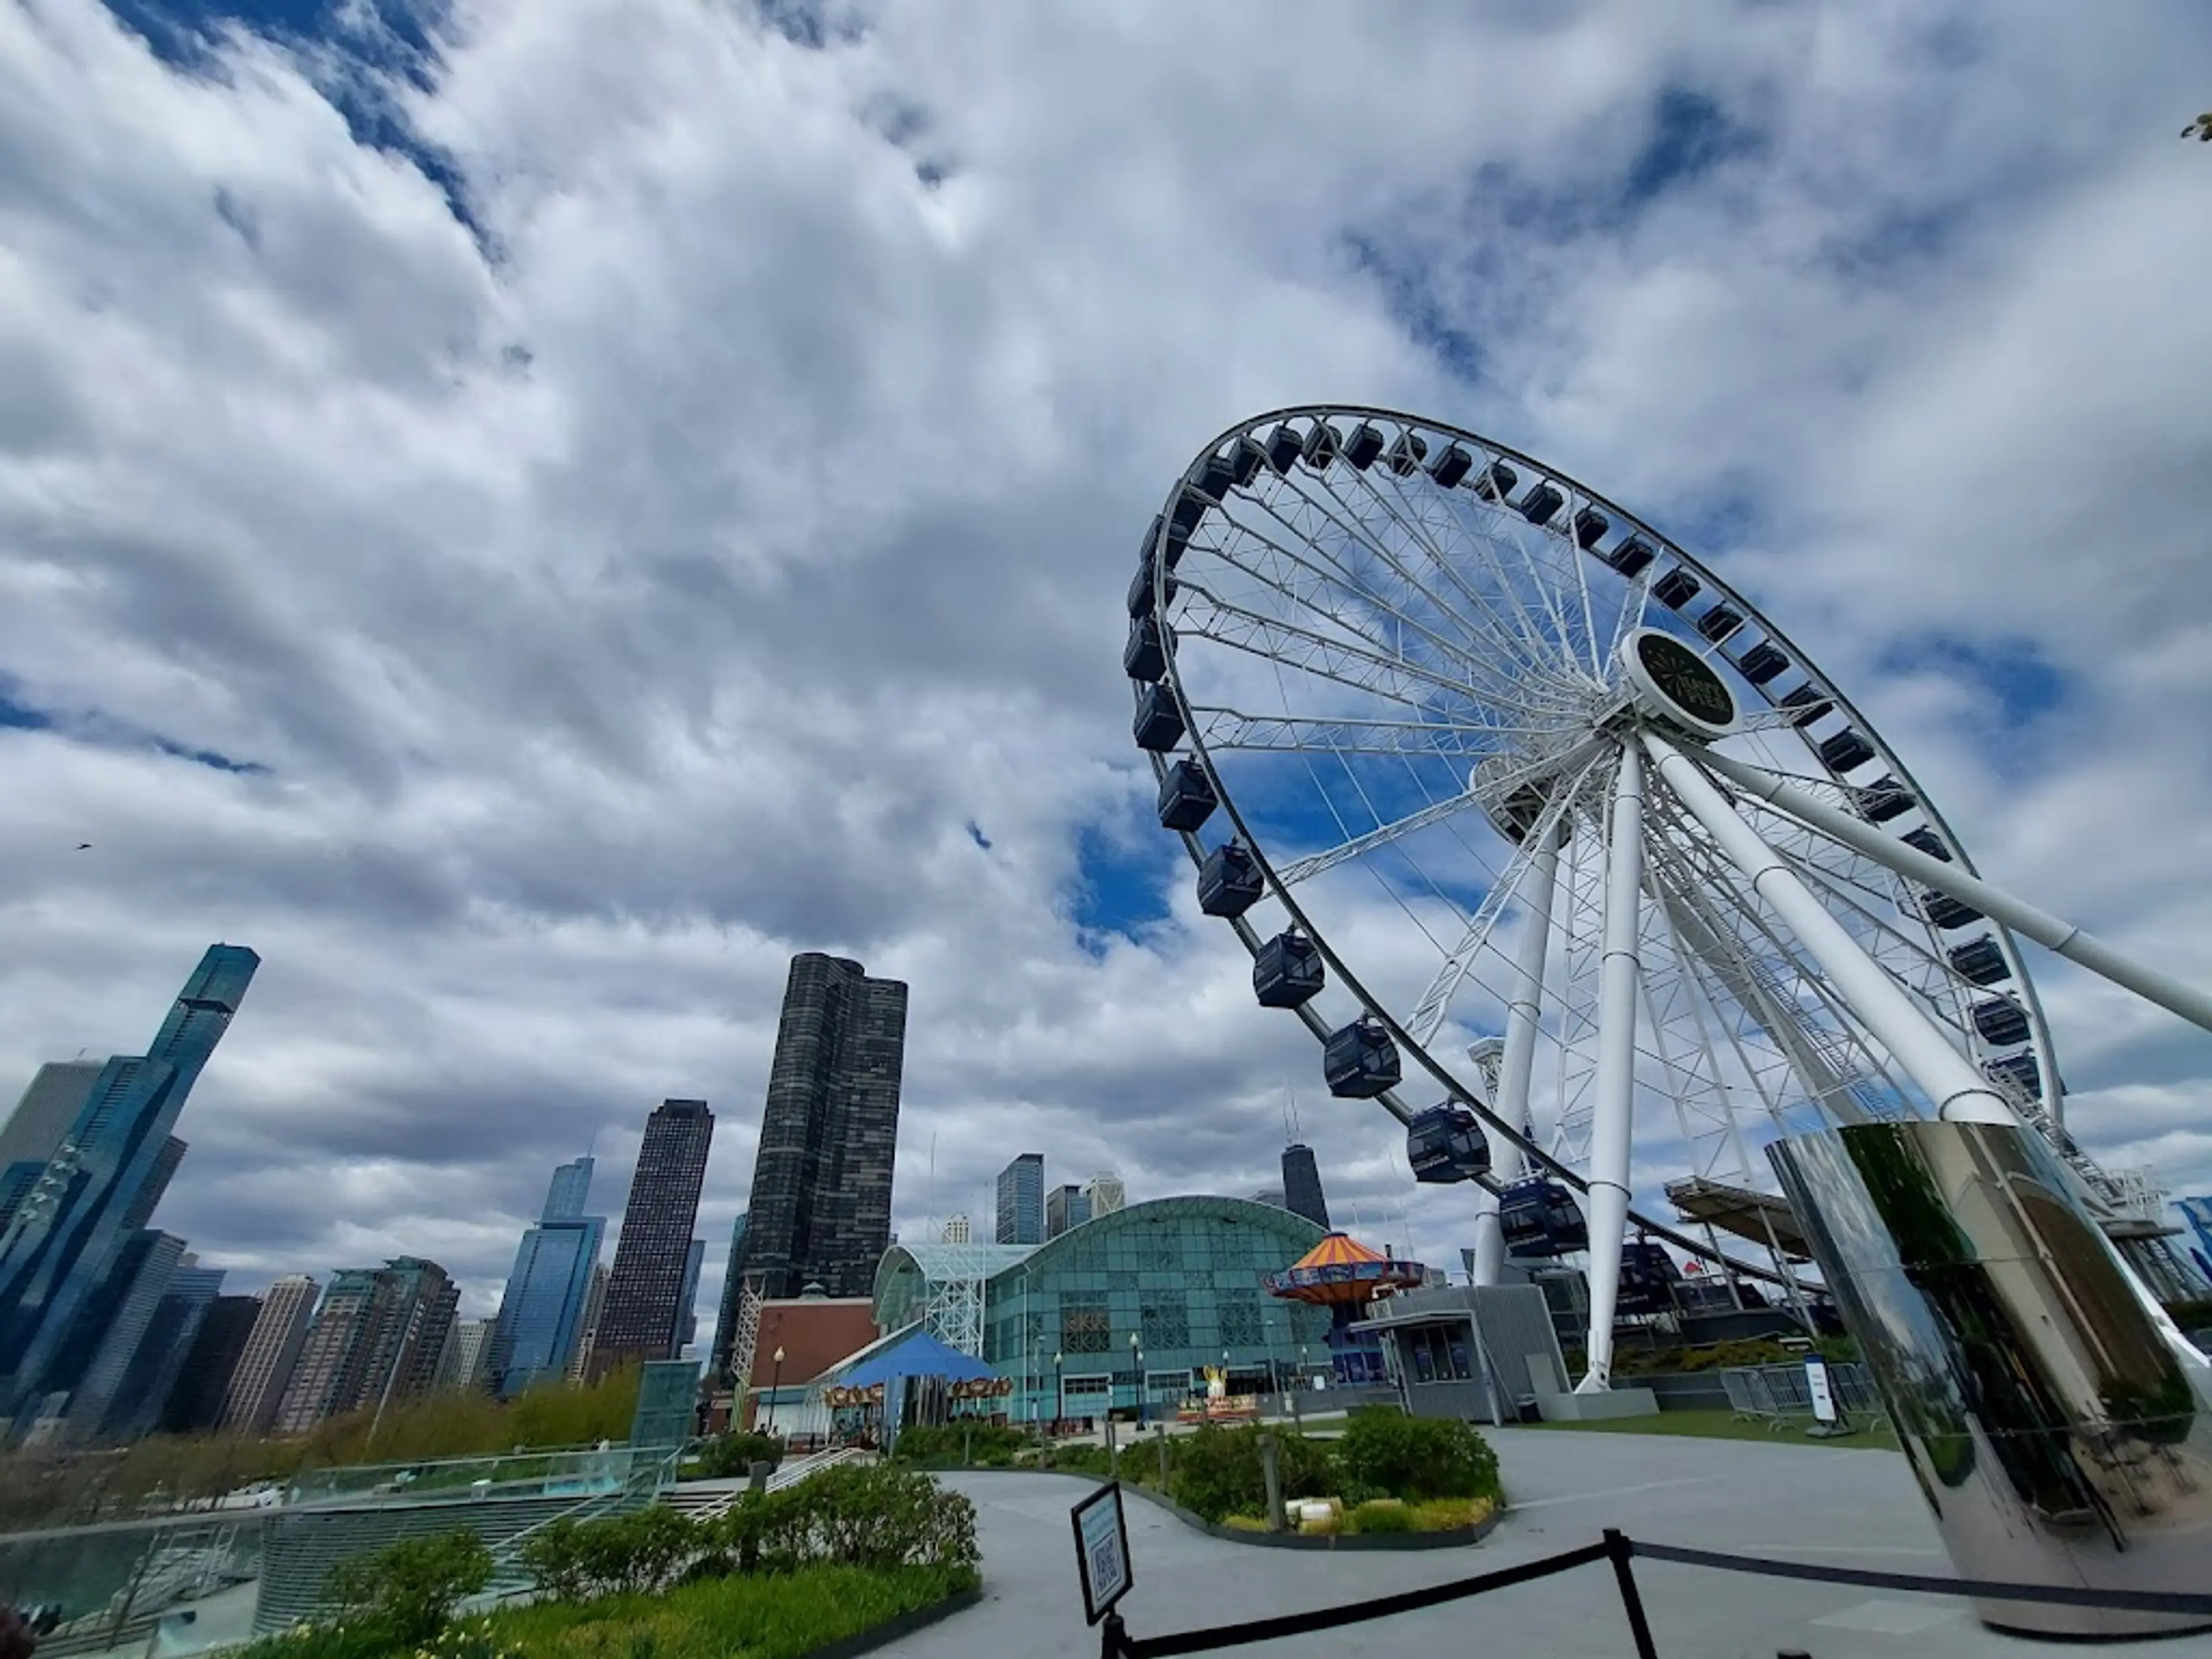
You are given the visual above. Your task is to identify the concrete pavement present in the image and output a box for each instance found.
[875,1429,2212,1657]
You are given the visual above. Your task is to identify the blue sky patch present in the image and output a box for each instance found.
[1624,88,1765,206]
[1337,231,1485,385]
[0,673,269,775]
[1877,634,2068,725]
[1069,821,1172,946]
[101,1,489,255]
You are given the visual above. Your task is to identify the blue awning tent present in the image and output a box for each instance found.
[832,1327,1001,1450]
[839,1327,997,1391]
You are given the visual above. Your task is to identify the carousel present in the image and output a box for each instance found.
[819,1327,1011,1451]
[1263,1232,1429,1386]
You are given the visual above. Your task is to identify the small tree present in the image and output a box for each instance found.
[325,1531,493,1643]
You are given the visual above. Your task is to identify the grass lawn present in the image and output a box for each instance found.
[481,1564,973,1659]
[1509,1408,1899,1450]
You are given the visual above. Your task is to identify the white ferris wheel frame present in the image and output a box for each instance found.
[1137,404,2212,1392]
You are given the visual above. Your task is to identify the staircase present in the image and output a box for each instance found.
[658,1448,873,1524]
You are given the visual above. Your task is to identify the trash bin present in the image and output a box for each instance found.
[1516,1397,1542,1425]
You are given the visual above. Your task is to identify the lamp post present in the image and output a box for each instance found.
[1130,1331,1145,1426]
[1052,1350,1063,1431]
[765,1346,786,1435]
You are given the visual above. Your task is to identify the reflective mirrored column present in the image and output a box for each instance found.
[1771,1120,2212,1639]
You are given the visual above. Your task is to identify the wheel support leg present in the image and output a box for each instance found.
[1475,830,1561,1286]
[1580,743,1645,1393]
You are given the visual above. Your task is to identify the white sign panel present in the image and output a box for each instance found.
[1805,1356,1839,1425]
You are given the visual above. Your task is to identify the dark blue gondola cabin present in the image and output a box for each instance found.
[1615,1243,1684,1316]
[1156,759,1217,833]
[1197,842,1264,918]
[1123,616,1166,683]
[1252,930,1324,1008]
[1407,1105,1489,1184]
[1132,684,1184,752]
[1498,1179,1588,1257]
[1323,1017,1400,1099]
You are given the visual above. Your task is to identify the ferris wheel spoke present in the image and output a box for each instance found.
[1402,777,1588,1051]
[1273,791,1490,889]
[1341,458,1597,690]
[1175,584,1513,720]
[1189,706,1531,762]
[1272,463,1589,700]
[1210,499,1574,713]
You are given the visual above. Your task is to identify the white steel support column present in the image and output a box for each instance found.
[1474,830,1561,1286]
[1692,747,2212,1039]
[1643,733,2019,1128]
[1578,743,1645,1393]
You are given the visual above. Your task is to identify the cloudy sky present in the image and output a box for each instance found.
[3,0,2211,1328]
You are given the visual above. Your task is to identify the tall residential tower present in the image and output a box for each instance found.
[732,956,908,1302]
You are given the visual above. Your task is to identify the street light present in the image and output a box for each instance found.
[1052,1350,1064,1430]
[765,1346,786,1435]
[1130,1331,1145,1426]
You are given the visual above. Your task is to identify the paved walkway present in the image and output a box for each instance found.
[876,1430,2212,1658]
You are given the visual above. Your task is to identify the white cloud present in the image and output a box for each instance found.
[2,0,2211,1338]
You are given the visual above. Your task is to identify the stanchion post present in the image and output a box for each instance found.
[1603,1530,1660,1659]
[1261,1433,1283,1533]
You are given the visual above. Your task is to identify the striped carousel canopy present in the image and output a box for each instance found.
[1261,1231,1427,1307]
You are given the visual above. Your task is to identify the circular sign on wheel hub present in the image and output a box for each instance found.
[1619,626,1737,738]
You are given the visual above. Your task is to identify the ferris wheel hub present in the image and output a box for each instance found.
[1618,627,1738,740]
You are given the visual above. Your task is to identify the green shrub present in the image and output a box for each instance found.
[1338,1413,1499,1505]
[1025,1442,1112,1477]
[1345,1498,1414,1535]
[1408,1496,1492,1532]
[517,1505,701,1601]
[324,1531,492,1644]
[691,1431,784,1479]
[719,1465,978,1577]
[1162,1426,1338,1524]
[887,1422,1027,1468]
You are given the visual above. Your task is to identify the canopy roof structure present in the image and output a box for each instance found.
[1664,1176,1812,1262]
[837,1325,998,1391]
[1262,1231,1427,1308]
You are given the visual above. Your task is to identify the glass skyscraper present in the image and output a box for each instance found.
[589,1100,714,1376]
[708,1211,750,1384]
[996,1153,1044,1245]
[733,955,907,1302]
[0,944,258,1428]
[491,1159,606,1397]
[1280,1145,1332,1231]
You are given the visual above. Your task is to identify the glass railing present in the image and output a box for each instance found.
[286,1444,649,1506]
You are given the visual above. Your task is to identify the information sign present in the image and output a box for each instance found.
[1071,1480,1133,1626]
[1805,1355,1839,1425]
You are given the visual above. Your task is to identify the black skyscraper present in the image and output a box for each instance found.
[733,954,907,1306]
[589,1100,714,1377]
[1281,1144,1331,1231]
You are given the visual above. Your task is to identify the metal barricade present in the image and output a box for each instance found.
[1756,1362,1815,1424]
[1719,1368,1778,1427]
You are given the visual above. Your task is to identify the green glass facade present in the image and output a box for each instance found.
[873,1196,1334,1422]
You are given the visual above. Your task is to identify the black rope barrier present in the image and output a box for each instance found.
[1626,1538,2212,1618]
[1100,1529,2212,1657]
[1109,1539,1612,1658]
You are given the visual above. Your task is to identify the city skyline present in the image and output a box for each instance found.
[1,3,2210,1391]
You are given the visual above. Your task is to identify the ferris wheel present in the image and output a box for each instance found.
[1126,405,2212,1393]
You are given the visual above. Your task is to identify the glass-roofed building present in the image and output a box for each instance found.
[872,1196,1334,1422]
